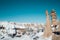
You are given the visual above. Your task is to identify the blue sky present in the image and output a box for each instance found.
[0,0,60,23]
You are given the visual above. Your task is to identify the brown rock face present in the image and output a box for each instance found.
[52,22,60,40]
[52,34,60,40]
[43,10,52,38]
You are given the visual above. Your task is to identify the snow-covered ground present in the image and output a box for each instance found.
[0,31,52,40]
[0,22,52,40]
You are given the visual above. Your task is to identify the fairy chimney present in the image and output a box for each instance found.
[43,10,52,38]
[51,9,57,29]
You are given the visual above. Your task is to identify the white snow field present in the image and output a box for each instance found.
[0,32,52,40]
[0,22,52,40]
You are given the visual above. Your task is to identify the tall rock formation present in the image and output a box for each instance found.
[43,10,52,38]
[51,9,57,32]
[51,10,60,40]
